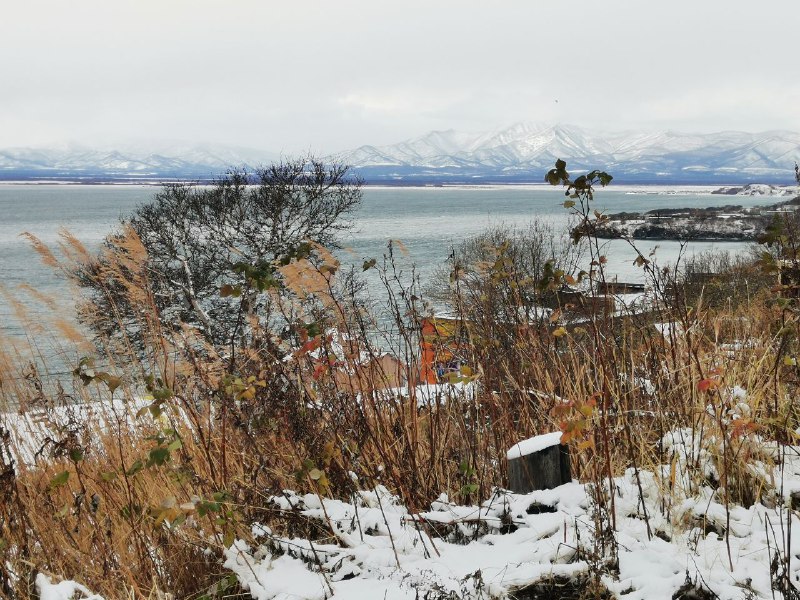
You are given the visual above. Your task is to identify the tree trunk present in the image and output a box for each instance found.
[508,444,571,494]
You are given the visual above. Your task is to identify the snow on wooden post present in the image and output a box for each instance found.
[506,432,571,493]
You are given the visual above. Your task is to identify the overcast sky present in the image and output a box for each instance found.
[2,0,798,153]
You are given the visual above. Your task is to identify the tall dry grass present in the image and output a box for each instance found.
[0,223,799,598]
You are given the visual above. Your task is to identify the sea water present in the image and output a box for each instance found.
[0,183,780,345]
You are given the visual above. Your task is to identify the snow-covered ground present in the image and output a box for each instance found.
[218,441,800,600]
[27,427,800,599]
[13,393,800,599]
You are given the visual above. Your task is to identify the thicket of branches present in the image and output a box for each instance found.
[74,157,362,352]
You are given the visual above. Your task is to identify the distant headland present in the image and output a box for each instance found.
[592,185,800,241]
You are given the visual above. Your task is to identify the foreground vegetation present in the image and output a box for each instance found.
[1,161,800,598]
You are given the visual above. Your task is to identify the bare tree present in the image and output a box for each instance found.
[75,156,362,351]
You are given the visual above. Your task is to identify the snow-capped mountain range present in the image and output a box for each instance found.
[2,124,799,183]
[0,142,280,182]
[334,123,800,184]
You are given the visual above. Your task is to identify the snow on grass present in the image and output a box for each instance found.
[227,484,589,599]
[35,573,105,600]
[1,396,152,467]
[220,432,800,599]
[11,397,800,598]
[1,381,475,470]
[223,548,328,600]
[368,381,477,406]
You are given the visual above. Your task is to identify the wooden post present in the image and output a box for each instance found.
[507,432,571,494]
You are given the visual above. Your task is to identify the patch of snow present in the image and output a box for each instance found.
[654,321,684,339]
[506,432,563,460]
[729,385,747,401]
[375,382,477,406]
[35,574,105,600]
[223,545,328,600]
[1,396,152,467]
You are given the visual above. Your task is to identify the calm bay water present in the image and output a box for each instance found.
[0,183,779,342]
